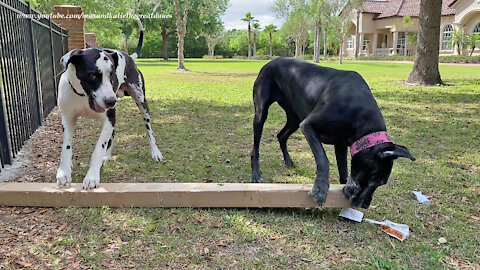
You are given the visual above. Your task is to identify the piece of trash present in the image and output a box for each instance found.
[438,237,447,244]
[364,219,409,241]
[412,190,430,204]
[339,208,364,222]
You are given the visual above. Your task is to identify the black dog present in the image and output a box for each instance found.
[250,58,415,208]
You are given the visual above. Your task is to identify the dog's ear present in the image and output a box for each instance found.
[105,51,119,70]
[61,49,83,68]
[378,145,415,161]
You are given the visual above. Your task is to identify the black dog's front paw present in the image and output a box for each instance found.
[251,173,264,183]
[310,184,329,204]
[284,159,296,169]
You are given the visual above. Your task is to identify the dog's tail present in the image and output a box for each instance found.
[130,18,144,60]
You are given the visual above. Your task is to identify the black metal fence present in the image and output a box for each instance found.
[0,0,68,171]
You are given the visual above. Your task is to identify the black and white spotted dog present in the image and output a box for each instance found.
[56,19,163,189]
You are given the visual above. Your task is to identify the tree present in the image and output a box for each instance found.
[200,22,224,58]
[264,24,277,58]
[120,19,136,53]
[150,0,176,60]
[407,0,443,85]
[201,32,224,57]
[310,0,326,62]
[450,28,469,55]
[241,12,258,59]
[468,33,480,56]
[336,0,361,64]
[282,3,312,58]
[395,16,415,56]
[252,22,261,56]
[407,32,418,55]
[174,0,189,71]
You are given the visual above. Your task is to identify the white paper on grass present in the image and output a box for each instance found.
[412,190,430,204]
[339,208,364,222]
[364,218,410,241]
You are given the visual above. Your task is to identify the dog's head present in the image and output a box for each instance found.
[343,143,415,209]
[61,49,119,113]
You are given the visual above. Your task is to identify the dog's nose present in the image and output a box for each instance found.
[104,97,116,108]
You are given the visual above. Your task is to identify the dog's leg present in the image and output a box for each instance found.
[300,120,330,204]
[128,85,163,162]
[103,130,114,164]
[82,110,115,189]
[103,109,115,165]
[57,114,77,187]
[277,102,300,168]
[251,96,272,183]
[335,145,348,184]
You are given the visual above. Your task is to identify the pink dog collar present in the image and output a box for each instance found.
[350,131,393,156]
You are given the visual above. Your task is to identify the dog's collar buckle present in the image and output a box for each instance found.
[68,80,86,97]
[350,131,393,156]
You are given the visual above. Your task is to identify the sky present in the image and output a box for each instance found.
[221,0,284,30]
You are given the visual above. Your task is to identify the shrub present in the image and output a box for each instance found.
[232,55,248,59]
[251,55,271,60]
[297,54,313,61]
[202,55,224,59]
[351,54,480,63]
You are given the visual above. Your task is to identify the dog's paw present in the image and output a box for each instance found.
[82,173,100,190]
[310,184,329,204]
[56,167,72,187]
[251,173,264,183]
[151,148,163,162]
[284,159,296,169]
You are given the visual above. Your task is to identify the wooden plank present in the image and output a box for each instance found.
[0,182,351,208]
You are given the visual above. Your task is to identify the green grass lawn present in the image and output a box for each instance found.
[1,59,479,269]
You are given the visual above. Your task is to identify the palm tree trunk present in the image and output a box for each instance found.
[248,22,252,59]
[269,32,273,58]
[323,24,328,60]
[253,32,257,56]
[314,20,321,63]
[407,0,443,85]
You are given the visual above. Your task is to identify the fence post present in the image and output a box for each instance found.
[48,19,57,102]
[27,2,42,124]
[60,28,65,55]
[0,83,12,166]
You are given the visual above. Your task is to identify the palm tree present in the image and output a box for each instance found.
[241,12,258,59]
[396,16,415,56]
[468,33,480,56]
[264,24,277,58]
[252,22,261,56]
[450,28,468,55]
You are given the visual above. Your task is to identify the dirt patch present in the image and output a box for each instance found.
[1,109,63,183]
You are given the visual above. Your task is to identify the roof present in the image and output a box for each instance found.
[359,0,456,19]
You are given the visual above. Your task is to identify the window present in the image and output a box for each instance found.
[384,34,388,47]
[397,32,406,49]
[347,36,353,49]
[363,35,370,51]
[442,25,453,50]
[474,23,480,35]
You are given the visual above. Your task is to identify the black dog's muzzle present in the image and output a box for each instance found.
[343,177,377,209]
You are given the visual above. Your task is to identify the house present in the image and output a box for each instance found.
[342,0,480,56]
